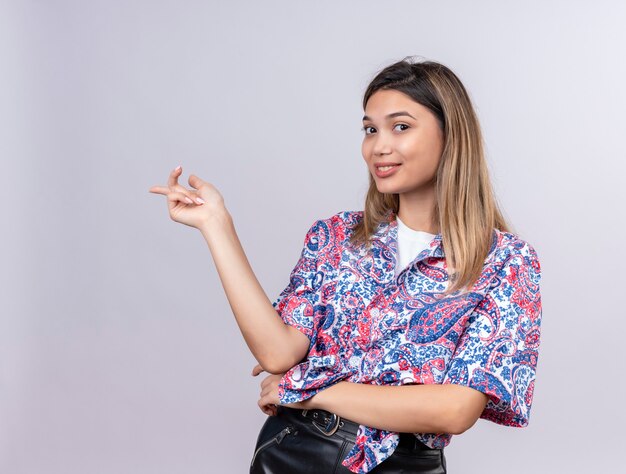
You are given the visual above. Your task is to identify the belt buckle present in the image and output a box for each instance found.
[302,409,341,436]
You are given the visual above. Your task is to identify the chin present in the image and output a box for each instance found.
[374,184,403,195]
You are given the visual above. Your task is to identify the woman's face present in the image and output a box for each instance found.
[361,89,444,198]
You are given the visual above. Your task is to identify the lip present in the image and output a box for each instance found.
[374,162,401,178]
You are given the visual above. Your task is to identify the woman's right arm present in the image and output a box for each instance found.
[149,166,309,374]
[199,209,310,373]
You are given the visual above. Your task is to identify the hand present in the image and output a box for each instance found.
[251,363,315,416]
[148,165,226,230]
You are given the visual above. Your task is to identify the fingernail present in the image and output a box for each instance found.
[196,197,205,204]
[175,165,182,172]
[185,197,193,204]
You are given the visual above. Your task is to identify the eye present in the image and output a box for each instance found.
[394,123,409,132]
[361,125,376,135]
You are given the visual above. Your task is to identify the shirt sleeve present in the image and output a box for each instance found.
[271,219,325,353]
[442,242,542,427]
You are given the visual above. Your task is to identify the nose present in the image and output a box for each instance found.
[371,131,392,156]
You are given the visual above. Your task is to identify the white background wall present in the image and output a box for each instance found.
[1,0,625,472]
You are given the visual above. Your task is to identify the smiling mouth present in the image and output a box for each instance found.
[374,163,401,178]
[377,165,399,172]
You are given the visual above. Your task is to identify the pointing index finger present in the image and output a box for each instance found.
[148,185,169,195]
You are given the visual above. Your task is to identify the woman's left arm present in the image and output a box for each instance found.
[298,380,488,435]
[253,364,487,434]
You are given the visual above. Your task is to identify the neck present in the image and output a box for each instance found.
[397,189,438,234]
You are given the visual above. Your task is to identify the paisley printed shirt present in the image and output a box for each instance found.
[274,210,542,474]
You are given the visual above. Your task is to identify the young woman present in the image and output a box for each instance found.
[149,57,542,474]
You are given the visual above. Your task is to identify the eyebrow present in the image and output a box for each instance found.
[362,111,416,121]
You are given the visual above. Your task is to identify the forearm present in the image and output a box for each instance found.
[305,381,486,435]
[199,210,307,373]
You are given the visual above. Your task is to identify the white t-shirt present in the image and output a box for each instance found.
[395,216,437,277]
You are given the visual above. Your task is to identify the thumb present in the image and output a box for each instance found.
[251,363,265,376]
[188,174,206,190]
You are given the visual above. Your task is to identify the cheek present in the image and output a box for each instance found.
[429,128,445,159]
[361,141,369,161]
[399,134,441,165]
[396,136,421,157]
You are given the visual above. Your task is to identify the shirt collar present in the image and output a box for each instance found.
[371,209,445,260]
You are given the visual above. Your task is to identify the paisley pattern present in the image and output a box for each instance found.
[273,210,542,473]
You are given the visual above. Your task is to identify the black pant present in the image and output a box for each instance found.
[250,405,447,473]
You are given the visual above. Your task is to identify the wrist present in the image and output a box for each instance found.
[307,382,339,410]
[199,207,232,236]
[303,394,320,410]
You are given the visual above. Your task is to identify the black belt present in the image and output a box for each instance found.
[301,407,358,436]
[279,406,438,452]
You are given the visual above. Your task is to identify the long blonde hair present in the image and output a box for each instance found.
[350,57,511,295]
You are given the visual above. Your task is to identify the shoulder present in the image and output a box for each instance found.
[317,210,363,226]
[309,210,363,235]
[303,210,363,252]
[490,228,541,275]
